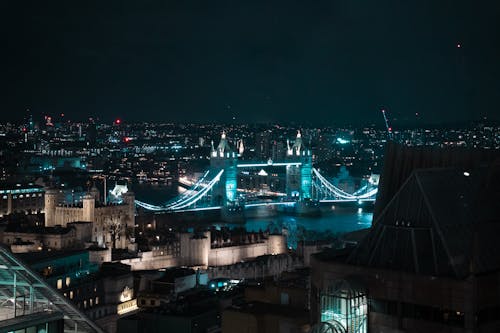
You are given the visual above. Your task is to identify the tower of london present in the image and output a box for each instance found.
[44,186,135,249]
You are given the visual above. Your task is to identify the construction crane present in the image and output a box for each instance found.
[381,109,393,140]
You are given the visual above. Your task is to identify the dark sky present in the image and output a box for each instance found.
[2,0,500,125]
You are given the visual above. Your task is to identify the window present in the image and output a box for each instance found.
[321,280,367,333]
[70,291,74,299]
[90,298,93,306]
[95,296,99,305]
[57,279,62,289]
[66,276,71,287]
[84,300,87,309]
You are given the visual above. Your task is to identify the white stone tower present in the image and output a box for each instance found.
[44,188,60,227]
[82,194,95,222]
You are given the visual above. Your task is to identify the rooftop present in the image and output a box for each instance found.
[346,164,500,279]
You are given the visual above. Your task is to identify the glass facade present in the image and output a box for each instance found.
[320,280,367,333]
[0,247,103,332]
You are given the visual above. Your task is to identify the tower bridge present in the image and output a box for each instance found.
[134,132,378,214]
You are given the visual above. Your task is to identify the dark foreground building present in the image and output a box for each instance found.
[0,245,103,333]
[310,145,500,333]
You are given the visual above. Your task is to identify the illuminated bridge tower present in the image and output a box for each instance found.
[210,132,239,209]
[286,131,313,200]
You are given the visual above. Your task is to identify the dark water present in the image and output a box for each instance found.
[132,183,180,206]
[224,209,372,249]
[133,183,372,249]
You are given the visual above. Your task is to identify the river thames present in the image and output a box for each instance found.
[133,183,373,249]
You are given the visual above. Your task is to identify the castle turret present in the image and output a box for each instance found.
[122,191,136,228]
[180,231,210,267]
[82,194,95,222]
[238,139,244,155]
[289,130,303,156]
[44,188,60,227]
[211,140,216,157]
[216,131,231,157]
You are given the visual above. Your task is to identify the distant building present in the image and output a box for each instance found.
[0,184,44,217]
[118,287,221,333]
[19,250,136,333]
[2,221,92,252]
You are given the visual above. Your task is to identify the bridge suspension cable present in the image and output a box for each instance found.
[135,169,224,211]
[162,170,211,208]
[312,168,377,200]
[165,169,224,210]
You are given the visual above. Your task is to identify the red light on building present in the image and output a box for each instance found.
[388,127,392,132]
[115,119,122,125]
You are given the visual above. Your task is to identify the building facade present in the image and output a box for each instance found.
[44,187,135,249]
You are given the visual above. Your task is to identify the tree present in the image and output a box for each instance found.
[104,217,123,249]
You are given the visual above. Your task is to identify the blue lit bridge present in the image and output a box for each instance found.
[134,132,378,214]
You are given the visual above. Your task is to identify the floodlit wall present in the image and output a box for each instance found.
[120,252,181,271]
[208,242,269,266]
[207,254,299,280]
[267,234,287,255]
[122,233,287,271]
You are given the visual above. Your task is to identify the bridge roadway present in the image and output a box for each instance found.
[143,198,375,214]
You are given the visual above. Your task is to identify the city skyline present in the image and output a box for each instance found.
[3,0,500,125]
[1,2,500,333]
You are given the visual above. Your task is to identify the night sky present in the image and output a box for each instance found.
[2,1,500,125]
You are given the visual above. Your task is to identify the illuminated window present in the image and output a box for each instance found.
[320,280,367,333]
[95,296,99,305]
[66,276,71,286]
[90,298,93,306]
[70,291,74,299]
[84,300,87,309]
[57,279,62,289]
